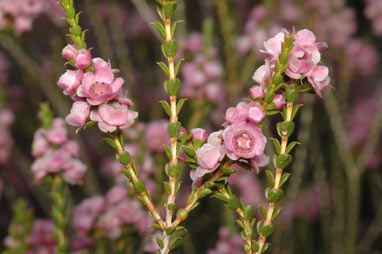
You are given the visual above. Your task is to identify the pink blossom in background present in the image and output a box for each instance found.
[207,228,243,254]
[31,118,87,184]
[144,120,170,153]
[365,0,382,35]
[345,39,379,76]
[27,219,56,254]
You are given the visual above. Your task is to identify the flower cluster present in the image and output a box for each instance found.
[345,39,379,76]
[31,118,86,184]
[0,108,14,164]
[0,0,64,35]
[58,45,137,133]
[26,219,56,254]
[190,101,269,184]
[207,228,243,254]
[72,185,150,241]
[365,0,382,36]
[253,29,330,97]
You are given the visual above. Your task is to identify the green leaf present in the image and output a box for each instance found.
[164,144,172,160]
[198,188,212,198]
[133,180,145,193]
[175,181,182,194]
[272,206,283,220]
[261,243,270,253]
[164,182,171,195]
[286,141,300,154]
[259,204,267,218]
[157,62,170,77]
[172,20,183,38]
[175,58,184,76]
[168,203,176,211]
[244,205,254,220]
[176,98,187,115]
[261,224,275,237]
[103,138,118,151]
[271,138,281,154]
[182,145,196,158]
[236,161,252,171]
[164,40,178,58]
[212,193,228,203]
[251,240,259,252]
[264,91,275,103]
[155,236,164,249]
[276,154,292,169]
[167,78,181,96]
[266,110,280,116]
[256,220,263,234]
[222,167,236,175]
[118,151,131,165]
[168,121,181,138]
[227,195,240,210]
[153,22,166,40]
[265,170,275,186]
[164,1,177,19]
[121,168,132,179]
[83,120,97,129]
[279,173,291,188]
[265,188,284,203]
[167,163,182,177]
[285,84,300,102]
[159,100,172,116]
[276,121,295,137]
[291,104,303,120]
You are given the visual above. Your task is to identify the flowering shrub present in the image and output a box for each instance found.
[0,1,381,254]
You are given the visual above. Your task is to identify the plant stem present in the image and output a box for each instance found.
[256,102,294,254]
[51,174,69,253]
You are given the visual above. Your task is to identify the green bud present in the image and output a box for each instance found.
[272,74,283,85]
[264,91,275,103]
[167,163,182,177]
[285,84,300,102]
[66,7,75,19]
[71,25,82,36]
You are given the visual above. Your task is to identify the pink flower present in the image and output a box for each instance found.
[225,102,249,124]
[247,102,265,123]
[307,66,331,97]
[272,94,286,109]
[261,32,285,60]
[61,44,77,60]
[63,159,87,185]
[250,154,270,173]
[66,101,91,130]
[223,121,266,160]
[73,49,92,69]
[252,61,272,87]
[32,129,50,157]
[27,219,56,252]
[249,85,265,99]
[144,120,170,152]
[45,118,67,145]
[90,103,138,133]
[106,186,127,205]
[57,70,83,95]
[77,63,124,105]
[186,32,204,52]
[190,128,207,141]
[191,131,225,182]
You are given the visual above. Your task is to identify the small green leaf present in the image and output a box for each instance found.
[279,173,291,188]
[164,40,178,58]
[272,206,283,220]
[172,20,183,38]
[133,180,145,193]
[236,219,245,228]
[182,145,196,158]
[227,195,240,210]
[168,203,176,211]
[175,181,182,194]
[256,220,264,234]
[261,224,275,237]
[84,120,97,129]
[265,188,284,203]
[236,161,252,171]
[164,1,177,19]
[159,100,172,116]
[176,98,187,115]
[167,163,182,177]
[271,138,281,154]
[164,145,172,160]
[276,121,295,137]
[212,193,228,203]
[276,154,292,169]
[168,121,181,138]
[244,205,254,220]
[285,84,300,102]
[153,22,166,40]
[152,223,162,230]
[286,141,301,154]
[121,168,132,180]
[291,104,303,120]
[118,151,131,165]
[264,91,275,103]
[265,170,275,186]
[175,58,184,76]
[259,204,267,218]
[157,62,170,77]
[155,236,164,249]
[251,240,259,252]
[261,243,270,253]
[167,78,181,96]
[103,138,118,151]
[164,182,171,195]
[165,226,175,235]
[198,188,212,198]
[222,167,236,175]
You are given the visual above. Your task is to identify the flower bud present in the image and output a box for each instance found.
[74,49,92,69]
[190,128,207,141]
[249,85,265,99]
[272,94,286,109]
[61,44,77,60]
